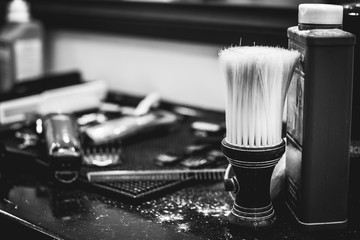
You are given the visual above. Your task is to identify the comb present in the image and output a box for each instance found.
[87,168,226,182]
[84,178,193,201]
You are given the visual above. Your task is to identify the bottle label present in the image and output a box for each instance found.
[14,38,43,82]
[350,140,360,158]
[287,63,304,146]
[286,40,305,216]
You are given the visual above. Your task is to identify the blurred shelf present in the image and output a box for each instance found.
[1,0,345,46]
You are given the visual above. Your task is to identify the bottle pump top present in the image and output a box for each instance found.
[298,4,343,25]
[7,0,30,22]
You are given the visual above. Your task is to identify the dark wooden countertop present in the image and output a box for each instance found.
[0,92,360,240]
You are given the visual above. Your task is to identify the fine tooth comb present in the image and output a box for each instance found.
[86,168,226,182]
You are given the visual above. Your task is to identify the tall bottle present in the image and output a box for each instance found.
[0,0,44,94]
[286,4,356,230]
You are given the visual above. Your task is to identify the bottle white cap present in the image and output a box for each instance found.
[7,0,30,22]
[298,4,343,25]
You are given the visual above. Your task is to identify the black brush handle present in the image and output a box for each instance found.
[222,138,285,228]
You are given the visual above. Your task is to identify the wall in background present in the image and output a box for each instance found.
[2,0,299,112]
[47,30,227,111]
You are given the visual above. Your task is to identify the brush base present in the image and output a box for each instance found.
[228,203,276,228]
[222,139,285,229]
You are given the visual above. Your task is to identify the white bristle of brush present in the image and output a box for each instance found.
[219,46,300,147]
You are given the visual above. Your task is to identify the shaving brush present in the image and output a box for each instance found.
[219,46,299,228]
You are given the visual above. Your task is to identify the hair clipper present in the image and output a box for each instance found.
[42,113,82,184]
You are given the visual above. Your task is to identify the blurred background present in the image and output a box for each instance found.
[0,0,352,111]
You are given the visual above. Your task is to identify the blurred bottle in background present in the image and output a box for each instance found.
[0,0,44,94]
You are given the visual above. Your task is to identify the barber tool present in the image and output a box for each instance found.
[97,92,160,118]
[42,113,82,184]
[154,152,182,166]
[286,4,355,230]
[172,106,202,118]
[84,168,226,202]
[86,168,226,182]
[180,155,212,169]
[154,143,221,167]
[83,177,190,202]
[180,149,226,169]
[82,142,122,167]
[132,92,160,116]
[191,121,225,139]
[77,113,107,127]
[219,46,299,228]
[85,110,179,145]
[0,79,107,127]
[15,129,39,149]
